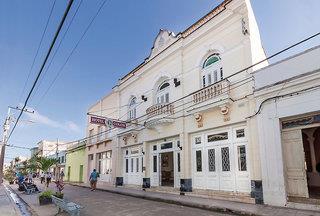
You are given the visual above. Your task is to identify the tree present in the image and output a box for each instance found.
[36,157,57,173]
[14,157,20,163]
[26,156,39,173]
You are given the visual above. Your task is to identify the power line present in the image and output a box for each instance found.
[118,31,320,124]
[247,84,320,119]
[18,0,57,104]
[35,0,110,107]
[27,32,320,158]
[7,0,75,142]
[6,145,31,150]
[30,0,84,106]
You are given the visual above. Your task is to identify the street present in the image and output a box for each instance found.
[61,184,230,216]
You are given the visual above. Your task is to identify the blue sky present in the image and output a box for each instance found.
[1,0,320,162]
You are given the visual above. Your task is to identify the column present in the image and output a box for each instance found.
[114,137,123,186]
[142,141,150,188]
[307,130,317,173]
[180,132,192,192]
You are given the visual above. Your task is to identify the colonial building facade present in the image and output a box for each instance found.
[253,46,320,208]
[86,0,267,203]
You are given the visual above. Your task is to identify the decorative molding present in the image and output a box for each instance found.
[149,29,177,59]
[132,133,138,143]
[241,18,249,35]
[220,105,230,122]
[194,113,203,128]
[122,136,127,145]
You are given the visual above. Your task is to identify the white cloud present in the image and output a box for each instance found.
[25,110,81,133]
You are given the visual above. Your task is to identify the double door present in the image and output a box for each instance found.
[193,144,234,191]
[192,127,250,192]
[124,154,143,185]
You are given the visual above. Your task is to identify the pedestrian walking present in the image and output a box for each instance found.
[40,172,45,184]
[60,170,65,182]
[28,172,33,183]
[89,169,99,191]
[46,172,52,187]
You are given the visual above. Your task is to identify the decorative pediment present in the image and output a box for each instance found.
[149,29,176,59]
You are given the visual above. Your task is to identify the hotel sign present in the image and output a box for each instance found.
[90,116,106,125]
[90,116,126,129]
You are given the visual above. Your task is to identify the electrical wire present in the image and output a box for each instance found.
[114,32,320,124]
[18,0,57,103]
[35,0,110,107]
[7,0,75,142]
[31,0,84,106]
[247,84,320,119]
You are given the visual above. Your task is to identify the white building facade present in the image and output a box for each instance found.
[86,0,267,203]
[253,46,320,208]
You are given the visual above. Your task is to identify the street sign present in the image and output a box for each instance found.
[90,116,126,129]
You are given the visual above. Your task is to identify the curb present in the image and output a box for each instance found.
[68,183,258,216]
[3,184,21,216]
[6,184,39,216]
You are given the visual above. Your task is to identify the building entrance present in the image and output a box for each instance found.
[282,124,320,203]
[302,127,320,199]
[160,152,174,187]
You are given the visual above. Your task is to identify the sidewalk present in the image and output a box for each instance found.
[0,184,19,216]
[7,181,67,216]
[70,182,320,216]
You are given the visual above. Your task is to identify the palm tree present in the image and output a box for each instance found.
[36,157,57,173]
[36,156,57,188]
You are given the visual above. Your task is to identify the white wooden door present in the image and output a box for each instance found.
[282,129,309,198]
[205,147,219,190]
[234,144,250,192]
[151,154,159,186]
[193,148,206,189]
[174,151,181,188]
[218,145,235,191]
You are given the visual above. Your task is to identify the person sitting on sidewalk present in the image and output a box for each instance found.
[89,169,99,191]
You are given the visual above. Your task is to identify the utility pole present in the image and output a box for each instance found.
[0,106,34,183]
[56,138,59,180]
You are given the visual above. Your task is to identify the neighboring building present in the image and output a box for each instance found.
[30,147,39,158]
[86,92,119,186]
[37,140,68,157]
[64,141,86,183]
[253,46,320,207]
[47,150,67,179]
[86,0,267,204]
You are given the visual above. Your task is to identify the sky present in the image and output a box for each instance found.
[0,0,320,162]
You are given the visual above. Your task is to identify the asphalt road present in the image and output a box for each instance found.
[62,184,232,216]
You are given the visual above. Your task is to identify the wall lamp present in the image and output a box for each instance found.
[174,78,181,87]
[141,95,147,102]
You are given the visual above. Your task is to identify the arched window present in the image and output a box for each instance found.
[202,54,223,87]
[128,97,137,120]
[156,81,170,104]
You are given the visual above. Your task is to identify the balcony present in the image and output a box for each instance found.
[87,131,112,146]
[187,79,231,113]
[146,103,174,118]
[145,103,175,128]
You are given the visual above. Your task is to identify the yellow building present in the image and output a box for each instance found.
[65,142,86,183]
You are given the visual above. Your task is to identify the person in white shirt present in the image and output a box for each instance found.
[28,172,33,183]
[40,172,45,184]
[46,172,52,187]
